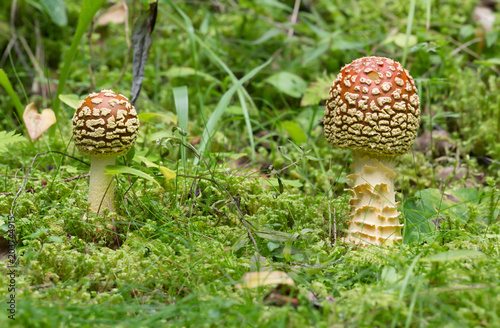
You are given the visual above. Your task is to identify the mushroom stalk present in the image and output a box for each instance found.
[323,56,420,246]
[88,155,116,213]
[345,151,403,246]
[72,90,140,215]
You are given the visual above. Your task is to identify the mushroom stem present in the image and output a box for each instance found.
[88,155,116,213]
[344,151,403,246]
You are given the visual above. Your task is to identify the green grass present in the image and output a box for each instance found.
[1,0,500,327]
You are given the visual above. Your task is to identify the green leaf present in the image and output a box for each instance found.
[486,30,498,48]
[403,188,486,244]
[281,121,307,144]
[46,236,64,243]
[264,72,307,98]
[158,166,176,181]
[136,155,158,168]
[267,241,280,252]
[105,165,160,187]
[282,241,292,261]
[136,156,176,182]
[459,25,476,39]
[39,0,68,26]
[389,33,417,48]
[420,250,486,262]
[300,74,334,107]
[0,131,26,153]
[59,94,82,110]
[256,227,296,242]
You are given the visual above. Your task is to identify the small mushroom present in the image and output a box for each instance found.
[324,57,420,246]
[72,90,140,213]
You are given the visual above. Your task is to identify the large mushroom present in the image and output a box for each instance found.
[72,90,140,213]
[324,56,420,246]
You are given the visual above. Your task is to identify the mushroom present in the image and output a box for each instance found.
[72,90,140,213]
[324,57,420,246]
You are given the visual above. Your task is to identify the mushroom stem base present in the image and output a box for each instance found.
[344,151,403,246]
[89,156,116,213]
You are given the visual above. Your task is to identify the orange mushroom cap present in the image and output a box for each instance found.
[72,90,140,156]
[324,56,420,156]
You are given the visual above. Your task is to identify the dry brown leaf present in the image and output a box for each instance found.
[236,271,295,289]
[23,102,57,141]
[96,2,128,26]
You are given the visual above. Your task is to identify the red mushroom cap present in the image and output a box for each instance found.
[324,56,420,156]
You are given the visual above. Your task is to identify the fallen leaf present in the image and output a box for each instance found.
[23,102,57,141]
[236,271,295,289]
[96,2,128,26]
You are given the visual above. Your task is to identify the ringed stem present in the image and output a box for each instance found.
[344,151,403,246]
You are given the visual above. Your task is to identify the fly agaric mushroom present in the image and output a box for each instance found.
[72,90,140,213]
[324,56,420,246]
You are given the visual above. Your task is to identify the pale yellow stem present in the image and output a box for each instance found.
[343,151,403,246]
[88,155,116,213]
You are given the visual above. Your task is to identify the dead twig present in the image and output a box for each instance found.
[288,0,301,38]
[61,174,90,182]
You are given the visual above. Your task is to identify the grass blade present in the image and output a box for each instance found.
[105,164,160,187]
[173,86,189,169]
[195,58,272,165]
[402,0,417,66]
[52,0,106,120]
[165,0,262,162]
[0,69,24,120]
